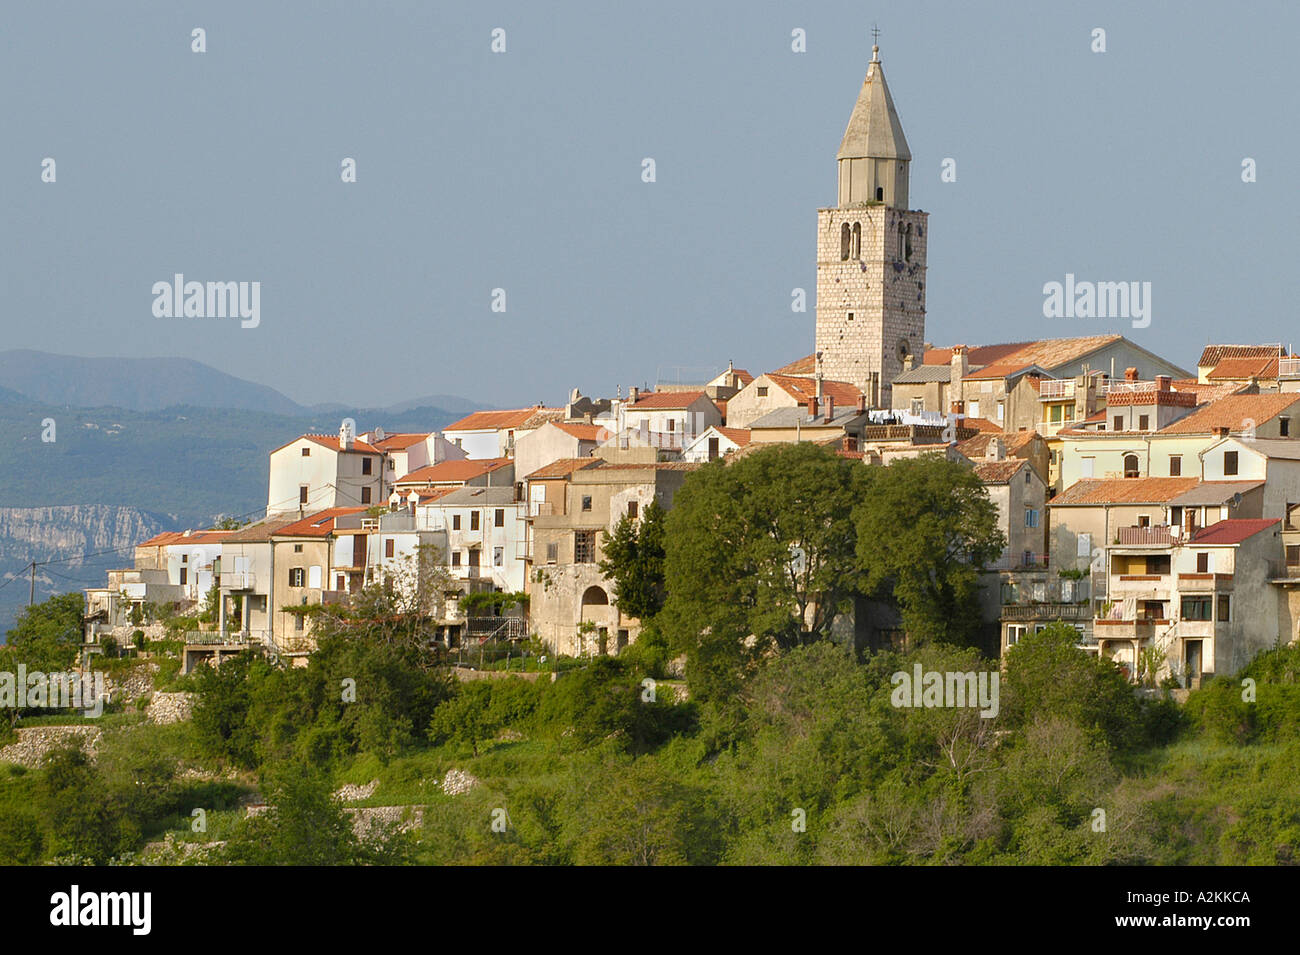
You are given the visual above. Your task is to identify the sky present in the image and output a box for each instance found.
[3,1,1297,409]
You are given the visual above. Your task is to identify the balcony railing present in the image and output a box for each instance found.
[220,571,257,590]
[1268,560,1300,579]
[1100,380,1156,395]
[1001,603,1091,621]
[1279,357,1300,378]
[1038,380,1076,400]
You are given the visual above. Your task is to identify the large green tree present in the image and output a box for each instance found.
[660,442,868,701]
[598,499,668,620]
[854,454,1005,646]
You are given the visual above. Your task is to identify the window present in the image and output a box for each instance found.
[628,500,639,519]
[179,567,187,585]
[494,508,505,527]
[997,402,1005,422]
[1024,469,1032,484]
[1077,532,1092,558]
[574,530,597,564]
[289,567,305,587]
[493,546,504,567]
[1196,552,1210,573]
[301,447,310,457]
[1123,454,1140,478]
[847,311,855,322]
[337,575,345,590]
[545,542,558,564]
[910,398,924,416]
[968,400,980,419]
[1217,595,1231,622]
[299,486,309,505]
[1283,417,1291,437]
[840,222,851,260]
[361,487,372,504]
[1006,624,1027,648]
[1169,455,1182,476]
[362,458,373,475]
[1024,508,1039,528]
[451,551,461,567]
[581,496,592,512]
[1138,414,1149,430]
[385,539,395,558]
[1081,457,1095,478]
[293,543,303,553]
[852,221,862,259]
[1138,515,1150,528]
[1224,451,1239,476]
[1181,596,1213,621]
[471,511,480,531]
[453,514,461,530]
[1113,415,1124,431]
[667,419,675,432]
[708,437,720,460]
[388,460,395,470]
[454,438,462,448]
[757,386,768,397]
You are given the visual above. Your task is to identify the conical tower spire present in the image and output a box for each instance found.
[836,40,911,208]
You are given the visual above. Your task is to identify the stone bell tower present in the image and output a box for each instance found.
[814,42,927,409]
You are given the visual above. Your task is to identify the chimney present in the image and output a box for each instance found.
[902,354,915,372]
[1125,367,1139,382]
[985,437,1005,462]
[824,396,834,423]
[807,396,818,419]
[583,412,592,424]
[1213,426,1230,438]
[950,400,965,416]
[339,419,354,451]
[856,394,867,414]
[1155,375,1171,392]
[950,346,969,384]
[629,386,639,404]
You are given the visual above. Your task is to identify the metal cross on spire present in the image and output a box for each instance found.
[871,24,881,62]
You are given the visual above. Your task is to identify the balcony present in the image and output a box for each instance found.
[1268,560,1300,580]
[1100,379,1157,396]
[1001,603,1092,621]
[1109,574,1171,597]
[1280,357,1300,379]
[1038,379,1076,401]
[220,571,257,590]
[1094,618,1170,640]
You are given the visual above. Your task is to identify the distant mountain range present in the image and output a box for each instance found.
[0,350,490,418]
[0,350,492,632]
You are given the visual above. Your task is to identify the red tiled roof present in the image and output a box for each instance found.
[524,458,603,480]
[972,460,1026,484]
[765,374,863,406]
[404,486,460,503]
[370,432,429,451]
[1198,345,1279,368]
[273,434,381,455]
[1191,518,1279,545]
[629,391,709,410]
[1049,477,1199,506]
[964,362,1033,381]
[1157,394,1300,435]
[552,422,608,441]
[273,507,368,538]
[715,427,752,446]
[1207,357,1280,380]
[925,336,1124,373]
[956,431,1038,459]
[394,458,512,485]
[771,354,816,376]
[445,407,559,432]
[732,369,755,386]
[960,417,1003,433]
[138,530,235,547]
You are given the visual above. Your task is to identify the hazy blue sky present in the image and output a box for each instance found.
[3,1,1295,408]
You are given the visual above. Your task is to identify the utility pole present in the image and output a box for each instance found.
[28,560,37,607]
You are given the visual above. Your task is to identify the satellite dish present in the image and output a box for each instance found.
[373,426,386,442]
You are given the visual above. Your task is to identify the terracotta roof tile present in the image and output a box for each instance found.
[446,407,559,432]
[1048,477,1199,506]
[972,460,1026,484]
[394,458,513,485]
[628,391,709,410]
[770,354,816,376]
[1207,357,1280,380]
[1197,345,1279,368]
[273,507,369,537]
[552,422,608,441]
[1157,394,1300,435]
[370,432,429,451]
[1191,518,1279,545]
[524,458,604,480]
[764,374,863,405]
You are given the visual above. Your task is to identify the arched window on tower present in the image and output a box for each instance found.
[851,222,862,259]
[897,223,906,260]
[840,222,851,261]
[904,223,914,261]
[875,186,883,201]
